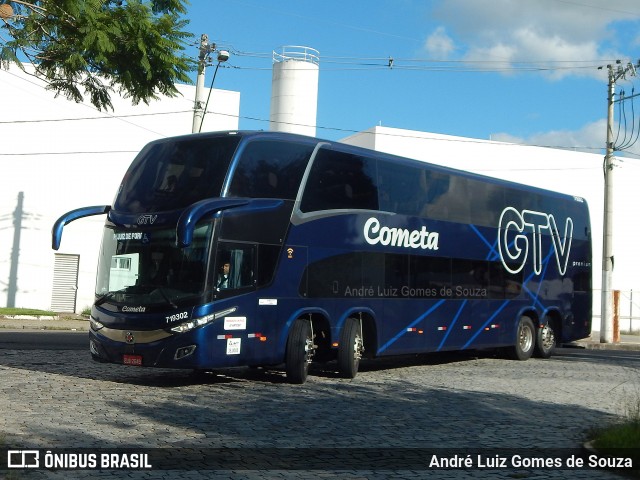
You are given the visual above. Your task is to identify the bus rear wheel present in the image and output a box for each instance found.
[508,316,535,360]
[535,320,557,359]
[285,318,314,384]
[337,318,364,379]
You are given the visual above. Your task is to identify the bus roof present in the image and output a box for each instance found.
[151,130,584,205]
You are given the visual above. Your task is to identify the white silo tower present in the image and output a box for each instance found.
[269,46,319,137]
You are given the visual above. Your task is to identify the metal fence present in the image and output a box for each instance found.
[593,289,640,333]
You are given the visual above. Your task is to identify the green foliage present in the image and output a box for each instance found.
[591,393,640,462]
[0,307,57,316]
[594,422,640,451]
[0,0,195,110]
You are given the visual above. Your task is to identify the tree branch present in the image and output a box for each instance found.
[6,0,46,17]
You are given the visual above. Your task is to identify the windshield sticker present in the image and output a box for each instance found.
[113,232,150,244]
[113,232,143,241]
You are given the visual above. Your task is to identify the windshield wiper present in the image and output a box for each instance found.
[154,287,178,309]
[95,286,178,309]
[94,288,127,307]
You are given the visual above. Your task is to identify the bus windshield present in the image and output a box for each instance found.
[95,223,214,307]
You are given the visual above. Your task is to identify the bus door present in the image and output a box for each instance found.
[213,243,260,365]
[253,244,308,365]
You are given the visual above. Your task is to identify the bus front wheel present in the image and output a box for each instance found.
[285,318,314,384]
[508,316,535,361]
[337,318,364,379]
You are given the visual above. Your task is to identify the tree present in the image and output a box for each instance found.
[0,0,195,110]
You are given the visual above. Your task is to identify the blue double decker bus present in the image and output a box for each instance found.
[52,131,592,383]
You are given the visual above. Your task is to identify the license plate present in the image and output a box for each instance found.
[123,354,143,366]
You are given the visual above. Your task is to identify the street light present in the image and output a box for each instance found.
[192,35,230,134]
[199,51,230,133]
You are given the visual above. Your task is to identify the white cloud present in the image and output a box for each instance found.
[424,26,456,59]
[491,119,606,152]
[428,0,640,79]
[490,119,640,159]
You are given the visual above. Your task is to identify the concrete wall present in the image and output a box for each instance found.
[0,64,240,312]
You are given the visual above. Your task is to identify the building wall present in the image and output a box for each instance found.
[0,65,240,312]
[341,126,640,331]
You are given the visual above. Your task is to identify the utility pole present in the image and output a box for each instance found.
[192,34,211,134]
[191,34,230,134]
[600,60,637,343]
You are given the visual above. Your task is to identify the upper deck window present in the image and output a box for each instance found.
[227,140,314,200]
[114,135,241,213]
[300,148,379,212]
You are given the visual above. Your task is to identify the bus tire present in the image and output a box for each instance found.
[337,318,364,379]
[535,320,557,359]
[285,319,313,384]
[508,316,535,361]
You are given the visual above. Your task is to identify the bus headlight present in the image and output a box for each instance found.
[170,307,237,334]
[90,316,104,331]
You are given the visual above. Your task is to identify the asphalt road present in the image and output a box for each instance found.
[1,331,638,479]
[0,330,88,350]
[1,329,639,362]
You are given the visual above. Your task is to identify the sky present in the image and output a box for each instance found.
[181,0,640,156]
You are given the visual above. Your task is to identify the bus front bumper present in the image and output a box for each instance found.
[88,326,218,369]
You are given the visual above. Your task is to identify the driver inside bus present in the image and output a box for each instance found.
[216,262,230,290]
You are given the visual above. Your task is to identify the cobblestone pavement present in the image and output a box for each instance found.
[1,345,639,479]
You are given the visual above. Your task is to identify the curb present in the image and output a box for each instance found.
[574,342,640,352]
[571,334,640,352]
[0,315,90,332]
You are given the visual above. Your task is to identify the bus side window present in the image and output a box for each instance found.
[300,149,378,212]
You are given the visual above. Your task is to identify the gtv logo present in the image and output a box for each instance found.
[137,214,157,225]
[498,207,573,276]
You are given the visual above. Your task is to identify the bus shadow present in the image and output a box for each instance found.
[0,347,503,387]
[311,348,499,378]
[3,345,635,387]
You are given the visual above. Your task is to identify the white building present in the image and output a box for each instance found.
[0,64,240,313]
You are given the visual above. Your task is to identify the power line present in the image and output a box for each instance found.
[0,106,611,161]
[550,0,640,16]
[0,150,138,156]
[0,55,628,158]
[206,108,610,154]
[0,67,181,136]
[226,48,613,74]
[0,110,192,124]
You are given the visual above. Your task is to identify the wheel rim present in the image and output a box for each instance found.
[304,335,314,364]
[519,322,533,352]
[540,324,555,351]
[353,333,364,363]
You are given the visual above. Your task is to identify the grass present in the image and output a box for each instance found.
[0,307,57,317]
[590,393,640,467]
